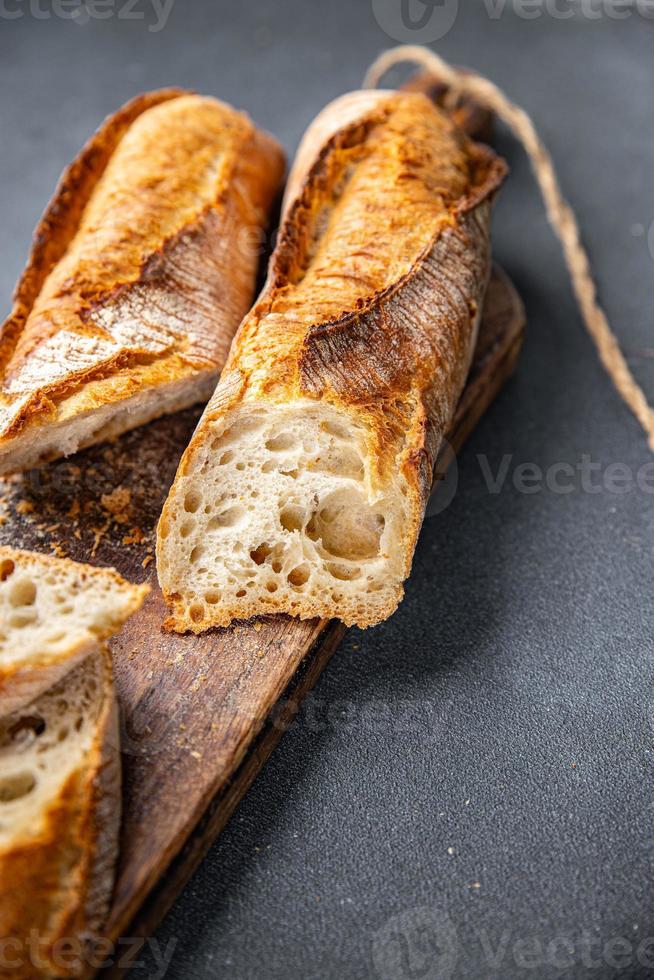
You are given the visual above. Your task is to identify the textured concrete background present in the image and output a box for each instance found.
[1,1,653,977]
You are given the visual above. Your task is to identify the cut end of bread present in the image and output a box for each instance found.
[0,645,120,977]
[0,647,115,846]
[157,401,411,630]
[0,547,148,715]
[0,366,217,476]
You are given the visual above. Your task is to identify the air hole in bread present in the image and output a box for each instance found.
[0,559,15,582]
[321,420,350,440]
[180,521,194,539]
[189,603,204,623]
[8,611,38,629]
[207,506,245,530]
[0,770,36,803]
[190,545,205,564]
[8,578,35,607]
[305,515,319,541]
[265,432,296,452]
[8,715,46,742]
[314,490,384,560]
[326,562,361,581]
[250,544,272,566]
[184,491,201,514]
[310,446,364,480]
[279,505,305,532]
[219,450,235,465]
[287,564,310,588]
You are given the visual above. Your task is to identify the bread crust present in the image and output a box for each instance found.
[158,91,507,631]
[0,91,285,474]
[0,546,148,715]
[0,646,120,980]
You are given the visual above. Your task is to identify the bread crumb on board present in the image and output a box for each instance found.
[90,521,110,557]
[100,486,132,524]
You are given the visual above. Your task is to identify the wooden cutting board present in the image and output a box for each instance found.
[0,264,524,966]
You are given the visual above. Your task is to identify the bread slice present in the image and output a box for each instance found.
[0,646,120,979]
[0,91,285,475]
[157,91,507,631]
[0,547,148,716]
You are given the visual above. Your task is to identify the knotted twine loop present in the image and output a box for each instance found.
[364,45,654,452]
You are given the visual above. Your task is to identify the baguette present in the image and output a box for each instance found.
[0,91,285,475]
[0,547,148,716]
[0,648,119,979]
[157,91,507,631]
[0,549,146,978]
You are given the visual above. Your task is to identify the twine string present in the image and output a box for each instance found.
[364,45,654,451]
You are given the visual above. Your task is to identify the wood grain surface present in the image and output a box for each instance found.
[0,265,524,970]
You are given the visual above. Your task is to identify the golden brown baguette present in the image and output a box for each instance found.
[0,647,119,980]
[0,90,285,475]
[157,90,507,631]
[0,549,147,978]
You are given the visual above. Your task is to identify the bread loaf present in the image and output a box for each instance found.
[0,548,147,978]
[157,91,507,631]
[0,91,285,474]
[0,648,119,979]
[0,546,148,716]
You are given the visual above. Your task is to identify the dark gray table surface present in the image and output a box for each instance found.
[1,2,653,978]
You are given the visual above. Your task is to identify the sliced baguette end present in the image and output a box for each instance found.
[157,400,411,631]
[0,645,120,979]
[0,547,149,716]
